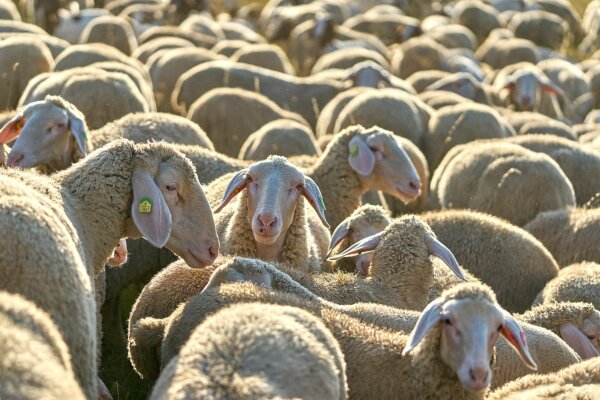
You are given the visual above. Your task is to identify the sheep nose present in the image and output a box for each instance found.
[409,180,421,191]
[258,213,277,228]
[469,367,489,386]
[7,151,24,167]
[208,245,218,260]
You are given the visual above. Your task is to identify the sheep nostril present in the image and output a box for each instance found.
[7,152,24,167]
[208,246,218,259]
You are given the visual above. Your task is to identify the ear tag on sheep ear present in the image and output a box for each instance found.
[319,194,326,211]
[137,197,153,213]
[349,145,358,156]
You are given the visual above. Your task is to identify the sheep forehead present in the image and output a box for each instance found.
[136,142,198,182]
[381,215,430,244]
[443,299,502,327]
[349,205,391,226]
[441,282,497,304]
[248,157,304,182]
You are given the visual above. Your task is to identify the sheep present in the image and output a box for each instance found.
[0,291,86,400]
[332,88,431,147]
[503,134,600,205]
[408,70,452,93]
[525,207,600,267]
[311,48,390,75]
[231,43,295,75]
[517,302,600,359]
[19,67,149,129]
[0,96,214,172]
[218,20,266,43]
[206,156,330,273]
[211,38,247,56]
[315,87,373,138]
[53,7,109,43]
[534,261,600,310]
[179,13,226,40]
[186,87,309,157]
[286,15,389,76]
[391,36,449,79]
[430,141,576,227]
[138,279,538,399]
[449,0,502,43]
[487,357,600,400]
[588,64,600,108]
[423,102,515,170]
[149,47,225,113]
[0,36,54,111]
[0,32,69,59]
[423,73,492,105]
[148,303,348,400]
[0,173,97,397]
[426,24,478,52]
[137,26,216,49]
[538,59,591,108]
[172,59,374,129]
[508,10,567,50]
[239,119,321,160]
[516,118,576,140]
[342,12,420,46]
[300,125,423,229]
[0,0,21,20]
[326,204,391,275]
[476,36,539,70]
[0,19,49,35]
[419,210,560,313]
[79,14,137,55]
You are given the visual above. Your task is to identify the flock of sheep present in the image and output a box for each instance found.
[0,0,600,399]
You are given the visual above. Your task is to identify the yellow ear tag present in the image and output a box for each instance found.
[138,198,153,213]
[349,145,358,156]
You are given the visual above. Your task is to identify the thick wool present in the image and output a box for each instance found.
[487,357,600,399]
[534,262,600,309]
[0,291,86,400]
[422,210,560,312]
[525,207,600,267]
[0,174,97,398]
[517,302,600,340]
[149,303,347,400]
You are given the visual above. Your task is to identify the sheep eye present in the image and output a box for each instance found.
[497,325,503,332]
[57,123,65,128]
[296,184,304,190]
[245,175,253,182]
[586,334,596,340]
[166,184,177,191]
[443,318,452,326]
[46,127,52,133]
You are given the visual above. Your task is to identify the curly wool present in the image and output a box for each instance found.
[534,262,600,309]
[518,302,599,336]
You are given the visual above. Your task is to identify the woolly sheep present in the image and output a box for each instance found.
[187,87,309,157]
[391,36,449,79]
[19,67,149,129]
[426,24,478,51]
[0,173,97,397]
[0,36,54,111]
[487,357,600,400]
[588,64,600,108]
[311,48,390,75]
[430,142,576,227]
[525,207,600,266]
[79,14,137,55]
[449,0,501,43]
[231,43,295,75]
[301,125,422,229]
[408,70,452,93]
[53,8,109,43]
[0,32,69,59]
[315,87,373,138]
[0,291,86,400]
[418,90,473,109]
[517,119,576,140]
[508,10,567,50]
[206,156,330,273]
[476,37,539,70]
[503,134,600,205]
[141,279,538,399]
[420,210,560,312]
[239,119,320,160]
[179,13,225,40]
[0,19,49,35]
[0,97,213,172]
[342,13,420,46]
[172,59,376,129]
[423,72,491,105]
[137,26,217,48]
[534,261,600,310]
[150,47,225,113]
[423,102,515,170]
[149,303,348,400]
[218,20,266,43]
[333,88,431,147]
[517,302,600,359]
[211,39,247,56]
[0,0,20,20]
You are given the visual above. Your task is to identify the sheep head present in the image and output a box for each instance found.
[0,96,88,172]
[347,127,422,203]
[404,283,537,392]
[214,156,328,256]
[132,142,219,268]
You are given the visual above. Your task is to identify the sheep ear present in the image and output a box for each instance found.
[326,219,350,258]
[214,169,249,213]
[540,80,564,96]
[301,176,329,229]
[348,135,375,176]
[559,324,600,360]
[403,298,444,355]
[499,309,537,370]
[65,105,88,157]
[426,236,466,281]
[503,77,515,90]
[327,231,383,260]
[131,170,173,248]
[0,112,25,144]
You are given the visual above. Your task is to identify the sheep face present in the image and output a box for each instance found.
[503,70,563,112]
[133,144,219,268]
[214,156,328,255]
[348,129,421,203]
[580,313,600,354]
[0,97,88,172]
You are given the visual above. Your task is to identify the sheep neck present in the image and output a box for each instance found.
[307,132,364,229]
[54,145,134,277]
